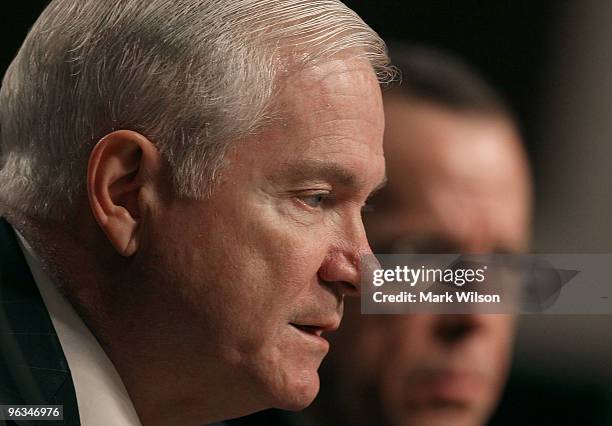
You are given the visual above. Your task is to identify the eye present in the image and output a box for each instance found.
[298,192,329,209]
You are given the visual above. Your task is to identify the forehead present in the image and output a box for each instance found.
[251,58,386,186]
[380,101,530,249]
[277,59,384,140]
[384,101,527,201]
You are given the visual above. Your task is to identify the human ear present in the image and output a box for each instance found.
[87,130,161,256]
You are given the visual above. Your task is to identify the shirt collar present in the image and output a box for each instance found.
[16,231,142,426]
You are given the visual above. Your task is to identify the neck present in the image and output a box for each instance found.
[7,213,264,425]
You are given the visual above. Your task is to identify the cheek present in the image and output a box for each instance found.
[388,318,430,366]
[488,318,515,372]
[191,208,333,335]
[233,213,332,302]
[379,320,430,402]
[347,323,388,380]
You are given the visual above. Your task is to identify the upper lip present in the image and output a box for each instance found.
[407,364,491,385]
[290,318,341,336]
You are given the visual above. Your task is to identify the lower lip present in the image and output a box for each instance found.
[290,324,329,351]
[409,372,486,404]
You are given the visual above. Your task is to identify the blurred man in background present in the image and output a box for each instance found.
[306,46,532,426]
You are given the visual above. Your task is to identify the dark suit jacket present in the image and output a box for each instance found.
[0,219,235,426]
[0,218,80,425]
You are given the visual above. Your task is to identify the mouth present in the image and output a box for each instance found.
[289,320,339,349]
[290,324,325,336]
[407,369,489,405]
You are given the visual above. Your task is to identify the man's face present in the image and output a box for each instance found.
[327,98,530,426]
[139,59,385,413]
[367,96,530,254]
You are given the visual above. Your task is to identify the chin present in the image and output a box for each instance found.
[246,325,326,411]
[270,367,321,411]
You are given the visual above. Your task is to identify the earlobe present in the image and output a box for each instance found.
[87,130,160,256]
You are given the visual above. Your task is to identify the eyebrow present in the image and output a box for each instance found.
[272,159,386,195]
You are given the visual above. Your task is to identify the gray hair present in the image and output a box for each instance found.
[0,0,394,221]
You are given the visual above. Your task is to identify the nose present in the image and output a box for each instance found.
[318,217,373,297]
[434,314,487,344]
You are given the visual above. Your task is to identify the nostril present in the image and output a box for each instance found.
[319,279,358,302]
[339,280,360,297]
[435,316,480,343]
[318,250,362,291]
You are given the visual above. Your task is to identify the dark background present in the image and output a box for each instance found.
[346,0,560,161]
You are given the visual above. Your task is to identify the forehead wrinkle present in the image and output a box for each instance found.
[305,133,375,148]
[286,89,382,125]
[309,113,381,127]
[277,99,377,133]
[277,62,382,122]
